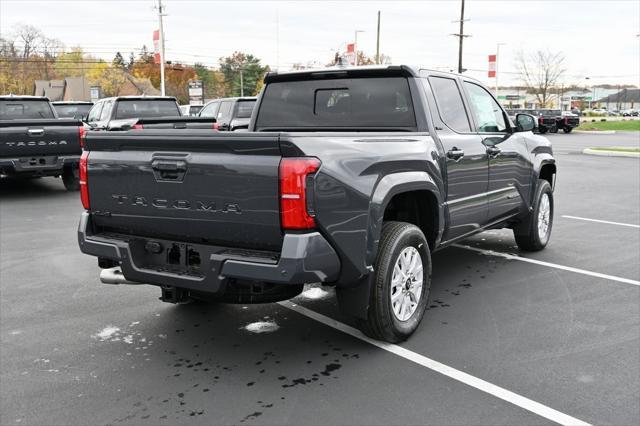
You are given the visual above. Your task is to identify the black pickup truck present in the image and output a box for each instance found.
[85,96,216,131]
[1,96,83,190]
[78,66,556,342]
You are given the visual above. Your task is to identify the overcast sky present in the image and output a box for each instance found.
[1,0,639,86]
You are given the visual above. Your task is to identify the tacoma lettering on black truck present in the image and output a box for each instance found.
[1,95,84,190]
[78,66,556,343]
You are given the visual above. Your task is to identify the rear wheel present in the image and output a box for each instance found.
[563,127,573,133]
[550,126,558,133]
[358,221,431,343]
[538,127,548,134]
[62,165,79,191]
[514,179,553,251]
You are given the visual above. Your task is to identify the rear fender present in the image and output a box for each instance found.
[366,172,443,267]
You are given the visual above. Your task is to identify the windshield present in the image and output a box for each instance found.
[115,99,180,119]
[0,100,55,120]
[255,77,416,131]
[235,100,256,118]
[53,104,92,118]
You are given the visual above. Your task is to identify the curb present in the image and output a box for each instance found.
[574,130,616,135]
[583,148,640,158]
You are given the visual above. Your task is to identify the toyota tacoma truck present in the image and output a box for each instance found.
[1,95,83,190]
[78,66,556,342]
[85,96,216,131]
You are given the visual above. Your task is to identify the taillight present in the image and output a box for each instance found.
[279,157,321,230]
[213,122,220,130]
[79,151,90,209]
[132,123,144,130]
[78,126,86,148]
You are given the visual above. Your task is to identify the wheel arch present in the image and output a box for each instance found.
[366,172,443,267]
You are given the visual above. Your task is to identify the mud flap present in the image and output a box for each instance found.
[336,274,373,320]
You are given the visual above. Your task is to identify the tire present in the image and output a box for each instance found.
[62,165,80,191]
[513,179,554,251]
[358,221,431,343]
[563,127,572,133]
[550,126,558,133]
[538,127,548,134]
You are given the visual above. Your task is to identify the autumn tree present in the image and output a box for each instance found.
[515,50,566,108]
[194,63,227,99]
[112,52,126,69]
[219,52,269,97]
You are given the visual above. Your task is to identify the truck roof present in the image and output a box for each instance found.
[264,64,482,85]
[96,96,178,102]
[205,97,257,102]
[52,101,93,105]
[0,95,51,101]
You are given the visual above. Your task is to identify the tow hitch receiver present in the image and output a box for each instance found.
[159,286,190,304]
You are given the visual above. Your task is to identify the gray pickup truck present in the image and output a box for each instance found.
[78,66,556,342]
[1,96,83,190]
[85,96,216,131]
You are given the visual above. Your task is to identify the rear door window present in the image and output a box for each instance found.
[255,77,416,131]
[428,77,471,132]
[87,102,103,122]
[235,100,256,118]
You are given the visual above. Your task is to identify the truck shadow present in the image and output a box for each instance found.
[0,176,69,200]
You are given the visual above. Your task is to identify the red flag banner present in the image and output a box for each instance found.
[153,30,160,64]
[488,54,496,78]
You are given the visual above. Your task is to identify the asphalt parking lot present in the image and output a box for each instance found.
[1,132,639,426]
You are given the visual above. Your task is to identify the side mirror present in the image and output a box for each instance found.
[515,113,536,132]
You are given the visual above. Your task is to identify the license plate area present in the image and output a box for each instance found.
[129,239,205,278]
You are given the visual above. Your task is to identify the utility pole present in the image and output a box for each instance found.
[239,69,244,97]
[157,0,166,96]
[451,0,470,73]
[376,11,381,64]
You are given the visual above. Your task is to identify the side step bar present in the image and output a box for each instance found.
[100,267,141,285]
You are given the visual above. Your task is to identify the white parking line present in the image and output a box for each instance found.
[561,215,640,229]
[278,301,590,426]
[453,244,640,286]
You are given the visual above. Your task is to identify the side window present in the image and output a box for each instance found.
[99,100,113,121]
[200,102,220,118]
[428,77,471,132]
[217,101,233,122]
[87,102,103,122]
[463,82,508,133]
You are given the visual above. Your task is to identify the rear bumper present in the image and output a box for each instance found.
[0,155,78,176]
[77,212,340,293]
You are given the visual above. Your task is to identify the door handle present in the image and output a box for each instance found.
[446,148,465,161]
[486,146,502,158]
[27,129,45,137]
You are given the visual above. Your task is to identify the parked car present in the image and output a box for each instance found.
[621,109,638,117]
[198,97,257,131]
[52,101,93,120]
[507,108,556,134]
[179,104,203,117]
[85,96,216,130]
[78,65,556,343]
[0,95,83,190]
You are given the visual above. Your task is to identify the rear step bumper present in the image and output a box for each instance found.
[0,155,79,176]
[78,212,340,293]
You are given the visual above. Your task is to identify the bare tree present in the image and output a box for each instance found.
[515,50,566,108]
[14,24,43,58]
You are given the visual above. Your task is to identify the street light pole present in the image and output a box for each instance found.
[495,42,505,99]
[157,0,166,96]
[354,30,364,66]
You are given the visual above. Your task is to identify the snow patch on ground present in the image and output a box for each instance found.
[93,326,120,341]
[299,286,331,300]
[243,321,280,334]
[9,330,22,336]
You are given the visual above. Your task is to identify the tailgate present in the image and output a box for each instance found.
[0,119,81,158]
[86,130,283,251]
